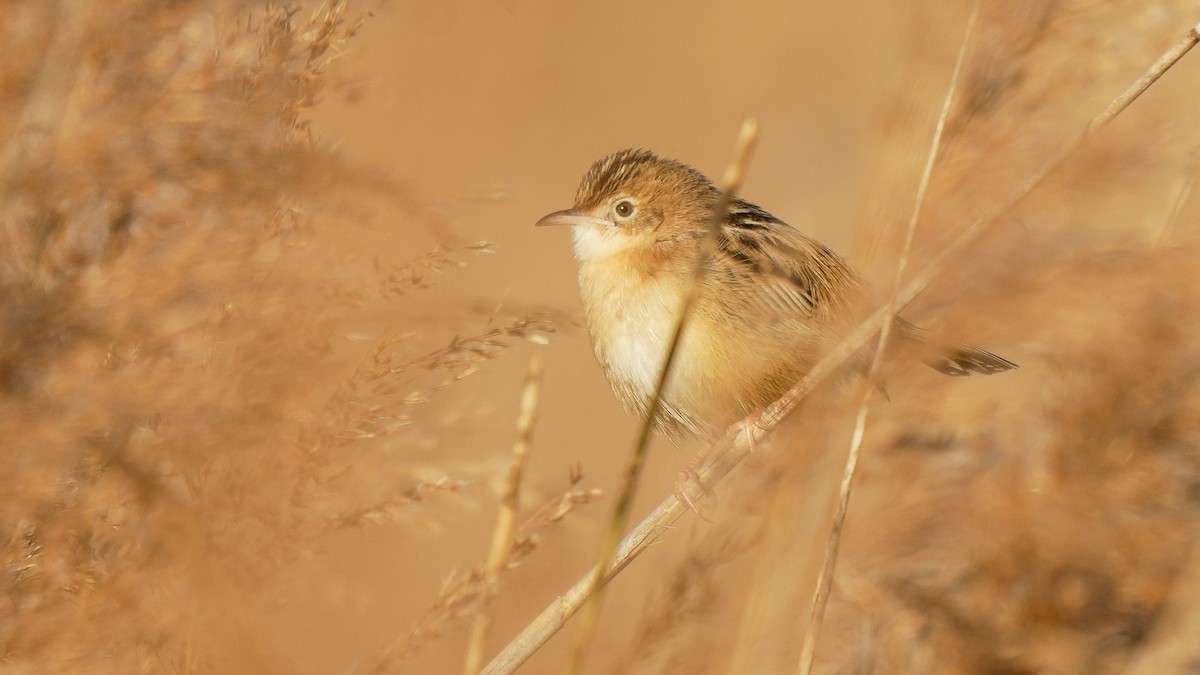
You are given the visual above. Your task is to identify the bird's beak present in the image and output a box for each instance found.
[535,209,611,228]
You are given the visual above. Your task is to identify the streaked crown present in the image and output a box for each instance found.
[574,149,717,213]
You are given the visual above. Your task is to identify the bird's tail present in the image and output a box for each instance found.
[894,318,1018,377]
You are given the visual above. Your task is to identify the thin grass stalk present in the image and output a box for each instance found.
[464,353,544,675]
[1154,148,1199,247]
[797,3,980,672]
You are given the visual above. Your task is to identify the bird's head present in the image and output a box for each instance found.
[536,149,719,262]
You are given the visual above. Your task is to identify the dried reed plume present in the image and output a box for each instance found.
[0,2,574,673]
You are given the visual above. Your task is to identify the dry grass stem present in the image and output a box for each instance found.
[798,4,980,672]
[481,431,757,675]
[564,118,761,675]
[1087,20,1200,134]
[372,469,601,672]
[1154,149,1199,247]
[464,353,544,675]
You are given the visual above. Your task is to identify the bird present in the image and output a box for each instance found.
[537,148,1016,439]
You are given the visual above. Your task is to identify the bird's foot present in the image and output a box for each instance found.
[727,408,766,453]
[675,449,718,521]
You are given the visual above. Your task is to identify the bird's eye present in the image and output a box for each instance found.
[614,199,636,219]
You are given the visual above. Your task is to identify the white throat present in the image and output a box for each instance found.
[571,224,642,262]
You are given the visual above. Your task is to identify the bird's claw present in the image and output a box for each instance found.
[726,408,765,453]
[675,466,716,521]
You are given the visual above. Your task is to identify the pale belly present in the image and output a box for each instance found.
[579,268,775,436]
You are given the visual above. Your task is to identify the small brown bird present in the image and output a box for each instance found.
[537,149,1016,438]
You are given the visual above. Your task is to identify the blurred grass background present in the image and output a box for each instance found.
[3,1,1200,673]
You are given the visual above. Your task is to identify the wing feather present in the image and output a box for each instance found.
[712,199,864,326]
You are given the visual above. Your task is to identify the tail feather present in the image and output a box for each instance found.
[924,344,1019,376]
[894,318,1018,377]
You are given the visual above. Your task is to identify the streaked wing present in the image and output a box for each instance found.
[712,199,865,324]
